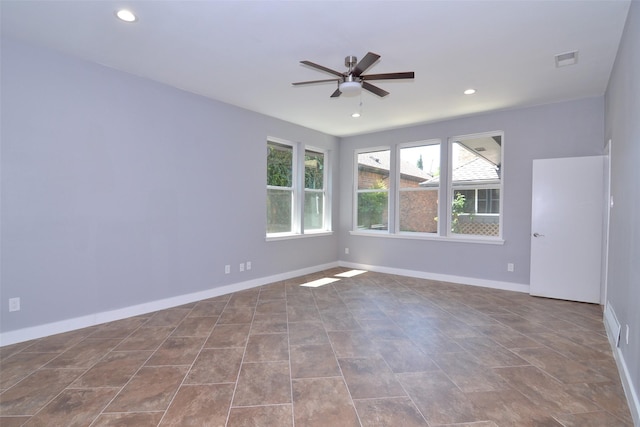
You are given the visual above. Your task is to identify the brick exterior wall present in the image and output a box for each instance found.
[358,168,389,189]
[399,187,438,233]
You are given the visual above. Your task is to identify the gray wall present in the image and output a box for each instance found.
[0,38,339,334]
[338,98,605,286]
[605,0,640,412]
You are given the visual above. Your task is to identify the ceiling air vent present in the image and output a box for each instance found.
[555,50,579,68]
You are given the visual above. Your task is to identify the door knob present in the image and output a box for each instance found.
[533,232,545,237]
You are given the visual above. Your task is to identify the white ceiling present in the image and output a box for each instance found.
[0,0,631,137]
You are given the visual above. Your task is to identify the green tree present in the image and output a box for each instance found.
[358,180,388,229]
[267,144,293,232]
[267,144,292,187]
[304,152,323,189]
[451,192,466,233]
[417,154,423,170]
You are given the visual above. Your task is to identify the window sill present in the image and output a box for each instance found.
[349,230,504,245]
[266,231,334,242]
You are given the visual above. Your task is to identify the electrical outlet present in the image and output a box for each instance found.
[507,263,514,272]
[345,248,349,255]
[225,265,230,274]
[246,261,252,270]
[9,297,20,312]
[239,263,245,272]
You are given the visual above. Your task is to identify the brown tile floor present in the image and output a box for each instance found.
[0,268,634,426]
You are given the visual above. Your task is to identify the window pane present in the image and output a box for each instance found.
[490,189,500,213]
[267,189,292,233]
[304,150,325,231]
[477,189,489,213]
[451,135,501,236]
[304,191,324,230]
[357,149,389,231]
[457,189,476,213]
[358,150,390,190]
[399,143,440,233]
[399,145,440,188]
[305,150,324,190]
[267,142,293,187]
[357,191,388,230]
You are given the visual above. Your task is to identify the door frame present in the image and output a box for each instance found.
[601,139,612,306]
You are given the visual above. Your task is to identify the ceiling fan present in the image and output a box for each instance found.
[292,52,415,98]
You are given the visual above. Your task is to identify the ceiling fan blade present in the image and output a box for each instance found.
[362,81,389,97]
[330,88,342,98]
[362,71,415,81]
[300,60,344,77]
[292,78,339,86]
[353,52,381,77]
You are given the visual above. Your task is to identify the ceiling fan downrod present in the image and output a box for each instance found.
[345,55,358,73]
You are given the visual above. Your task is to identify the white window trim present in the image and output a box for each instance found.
[350,133,504,244]
[447,131,504,241]
[266,138,331,240]
[304,145,331,233]
[395,139,441,236]
[354,146,391,233]
[349,229,504,245]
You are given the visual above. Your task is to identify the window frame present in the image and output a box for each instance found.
[303,146,330,234]
[266,137,331,240]
[354,146,391,233]
[396,139,441,236]
[266,138,297,237]
[350,132,504,245]
[446,131,504,241]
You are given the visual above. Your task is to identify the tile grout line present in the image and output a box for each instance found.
[222,289,259,427]
[23,319,151,426]
[87,311,187,427]
[285,279,297,427]
[155,301,225,426]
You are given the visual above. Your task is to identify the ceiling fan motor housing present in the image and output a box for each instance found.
[345,55,358,70]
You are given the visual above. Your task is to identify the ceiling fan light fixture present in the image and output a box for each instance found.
[339,81,362,97]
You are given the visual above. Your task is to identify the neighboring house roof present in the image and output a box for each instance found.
[359,151,433,181]
[421,157,500,187]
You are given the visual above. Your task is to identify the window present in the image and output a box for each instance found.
[449,133,502,237]
[455,189,500,214]
[356,149,390,230]
[267,141,294,234]
[352,132,503,242]
[267,139,329,237]
[399,142,440,233]
[304,149,325,232]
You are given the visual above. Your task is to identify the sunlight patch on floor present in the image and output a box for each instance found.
[300,277,341,288]
[334,269,367,278]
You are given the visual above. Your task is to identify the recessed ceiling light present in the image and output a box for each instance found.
[463,89,476,95]
[351,112,361,118]
[116,9,137,22]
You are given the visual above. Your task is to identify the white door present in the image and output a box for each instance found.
[530,156,604,303]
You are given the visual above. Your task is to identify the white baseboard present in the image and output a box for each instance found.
[603,303,640,426]
[0,262,339,347]
[604,302,622,347]
[338,261,530,294]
